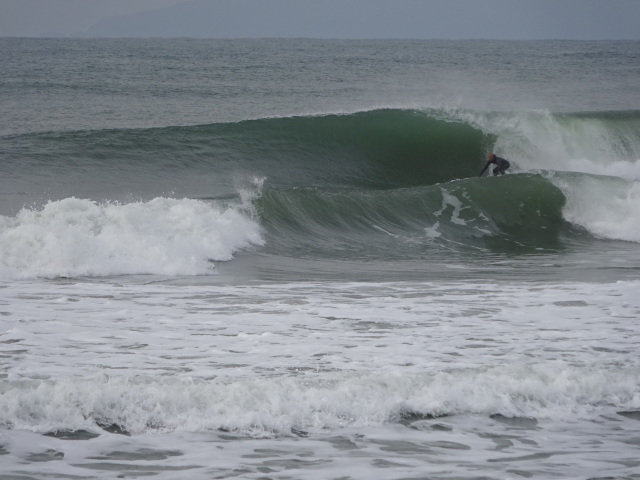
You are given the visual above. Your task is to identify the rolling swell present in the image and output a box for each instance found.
[8,108,639,192]
[4,107,639,274]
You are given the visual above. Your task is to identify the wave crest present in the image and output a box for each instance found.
[0,197,264,280]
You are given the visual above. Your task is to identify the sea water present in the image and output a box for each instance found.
[1,38,640,479]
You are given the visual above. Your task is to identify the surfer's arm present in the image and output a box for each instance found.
[479,162,489,177]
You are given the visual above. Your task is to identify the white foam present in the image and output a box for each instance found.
[0,197,264,279]
[551,174,640,243]
[1,362,637,436]
[1,279,639,436]
[435,189,467,226]
[424,221,442,238]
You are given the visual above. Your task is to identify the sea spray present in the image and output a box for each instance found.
[449,109,640,177]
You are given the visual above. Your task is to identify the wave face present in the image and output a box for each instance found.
[2,108,640,278]
[2,109,490,191]
[258,174,570,258]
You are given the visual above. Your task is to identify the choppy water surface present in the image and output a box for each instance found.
[1,38,640,479]
[2,279,640,478]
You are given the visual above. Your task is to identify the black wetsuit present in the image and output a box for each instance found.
[480,156,510,176]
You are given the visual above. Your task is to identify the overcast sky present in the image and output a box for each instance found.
[0,0,188,37]
[1,0,639,39]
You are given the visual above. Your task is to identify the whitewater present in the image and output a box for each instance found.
[1,38,640,480]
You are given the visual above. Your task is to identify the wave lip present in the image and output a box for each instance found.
[453,109,640,179]
[0,197,264,280]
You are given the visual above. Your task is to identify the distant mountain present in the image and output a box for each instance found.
[80,0,640,40]
[82,0,440,39]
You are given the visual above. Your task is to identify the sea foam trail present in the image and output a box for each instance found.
[0,197,263,279]
[1,364,638,436]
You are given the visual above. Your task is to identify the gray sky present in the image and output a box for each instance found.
[1,0,639,39]
[0,0,188,37]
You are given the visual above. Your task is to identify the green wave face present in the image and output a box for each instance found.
[245,109,492,188]
[7,108,640,189]
[3,109,492,190]
[258,173,571,258]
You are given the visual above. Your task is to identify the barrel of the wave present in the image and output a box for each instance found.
[479,153,510,177]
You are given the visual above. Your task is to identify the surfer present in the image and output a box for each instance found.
[479,153,510,176]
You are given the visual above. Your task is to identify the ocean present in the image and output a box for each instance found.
[1,38,639,479]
